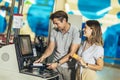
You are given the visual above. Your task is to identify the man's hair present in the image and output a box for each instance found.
[50,10,68,22]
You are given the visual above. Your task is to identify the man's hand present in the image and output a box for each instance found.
[34,56,45,63]
[47,62,58,70]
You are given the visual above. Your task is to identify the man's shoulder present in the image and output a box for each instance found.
[69,26,80,34]
[70,25,79,31]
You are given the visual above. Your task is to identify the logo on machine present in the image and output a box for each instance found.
[1,53,9,62]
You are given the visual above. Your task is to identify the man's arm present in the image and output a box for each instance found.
[42,41,55,58]
[58,43,80,65]
[34,41,55,63]
[47,43,80,70]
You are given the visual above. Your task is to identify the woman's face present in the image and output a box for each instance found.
[83,24,92,38]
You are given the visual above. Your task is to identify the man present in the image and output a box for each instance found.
[35,10,81,80]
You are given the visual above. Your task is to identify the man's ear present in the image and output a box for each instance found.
[62,18,66,22]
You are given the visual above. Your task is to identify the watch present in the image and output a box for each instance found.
[56,60,61,66]
[84,63,88,68]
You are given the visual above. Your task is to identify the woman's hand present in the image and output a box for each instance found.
[71,53,81,62]
[79,58,86,67]
[71,53,86,67]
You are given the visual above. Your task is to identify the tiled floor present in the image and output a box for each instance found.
[96,66,120,80]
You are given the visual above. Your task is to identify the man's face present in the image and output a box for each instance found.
[52,18,66,31]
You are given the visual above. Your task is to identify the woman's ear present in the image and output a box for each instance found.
[91,29,95,36]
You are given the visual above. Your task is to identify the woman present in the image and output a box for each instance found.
[71,20,104,80]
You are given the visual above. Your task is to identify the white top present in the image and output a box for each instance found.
[78,42,104,65]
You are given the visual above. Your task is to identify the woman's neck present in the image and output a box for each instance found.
[83,41,92,51]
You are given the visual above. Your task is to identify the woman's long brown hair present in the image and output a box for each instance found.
[85,20,103,46]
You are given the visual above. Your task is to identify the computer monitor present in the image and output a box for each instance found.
[18,35,33,58]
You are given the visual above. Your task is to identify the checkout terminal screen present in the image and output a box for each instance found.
[19,35,33,57]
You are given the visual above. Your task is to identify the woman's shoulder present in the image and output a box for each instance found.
[93,44,104,53]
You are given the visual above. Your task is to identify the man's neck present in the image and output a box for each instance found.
[62,23,70,34]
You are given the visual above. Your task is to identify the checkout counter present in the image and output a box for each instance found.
[0,35,59,80]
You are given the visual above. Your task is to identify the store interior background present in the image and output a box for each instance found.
[0,0,120,80]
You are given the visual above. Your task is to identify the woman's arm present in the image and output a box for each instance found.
[85,57,104,71]
[71,54,104,71]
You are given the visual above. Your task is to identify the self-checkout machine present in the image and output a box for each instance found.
[0,41,58,80]
[0,13,59,80]
[0,15,58,80]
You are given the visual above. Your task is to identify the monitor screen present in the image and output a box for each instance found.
[18,35,33,58]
